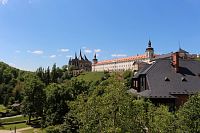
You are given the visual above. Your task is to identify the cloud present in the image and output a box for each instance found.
[15,50,21,53]
[8,63,16,67]
[60,49,69,52]
[66,55,73,58]
[82,46,87,49]
[0,0,8,5]
[94,49,101,53]
[84,49,92,54]
[27,50,44,55]
[50,55,56,58]
[111,54,127,57]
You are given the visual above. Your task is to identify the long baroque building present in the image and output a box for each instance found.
[92,40,155,72]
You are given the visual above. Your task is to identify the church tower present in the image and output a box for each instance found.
[145,40,154,59]
[93,53,98,64]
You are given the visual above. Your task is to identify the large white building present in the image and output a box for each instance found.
[92,40,155,72]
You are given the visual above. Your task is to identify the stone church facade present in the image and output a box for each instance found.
[68,50,92,76]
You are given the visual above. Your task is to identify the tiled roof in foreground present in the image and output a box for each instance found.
[95,54,147,65]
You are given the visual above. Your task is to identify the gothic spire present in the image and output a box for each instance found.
[94,53,97,59]
[79,49,84,60]
[75,52,78,59]
[84,54,89,61]
[148,40,152,47]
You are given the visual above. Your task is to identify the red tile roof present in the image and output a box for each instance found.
[95,54,148,65]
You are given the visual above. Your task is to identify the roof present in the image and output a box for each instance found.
[95,54,147,65]
[133,63,151,78]
[152,53,172,61]
[178,48,189,54]
[135,59,200,98]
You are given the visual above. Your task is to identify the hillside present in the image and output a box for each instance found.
[75,72,107,82]
[0,62,31,107]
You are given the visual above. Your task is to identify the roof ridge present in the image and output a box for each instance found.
[142,61,157,74]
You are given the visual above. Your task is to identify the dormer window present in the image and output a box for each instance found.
[181,77,187,82]
[165,77,170,81]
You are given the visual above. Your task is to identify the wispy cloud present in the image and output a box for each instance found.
[0,0,8,5]
[60,49,69,52]
[9,62,16,67]
[50,55,56,58]
[94,49,101,53]
[27,50,44,55]
[66,55,73,58]
[84,49,92,54]
[15,50,21,53]
[111,54,127,57]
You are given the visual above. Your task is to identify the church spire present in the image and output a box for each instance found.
[94,53,97,59]
[79,49,84,60]
[75,52,78,59]
[84,54,89,61]
[93,53,98,64]
[148,40,152,47]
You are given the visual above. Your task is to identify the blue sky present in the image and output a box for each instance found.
[0,0,200,71]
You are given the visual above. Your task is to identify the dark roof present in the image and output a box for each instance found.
[178,48,189,54]
[133,63,151,78]
[152,53,172,61]
[135,59,200,98]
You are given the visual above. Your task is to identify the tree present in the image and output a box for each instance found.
[147,105,175,133]
[176,93,200,133]
[22,74,45,124]
[51,64,58,83]
[70,75,150,132]
[44,83,71,126]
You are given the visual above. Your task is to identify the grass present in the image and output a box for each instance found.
[0,123,29,130]
[0,105,7,113]
[76,72,106,82]
[0,115,28,123]
[20,128,46,133]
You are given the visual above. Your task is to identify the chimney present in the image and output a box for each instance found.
[172,52,179,72]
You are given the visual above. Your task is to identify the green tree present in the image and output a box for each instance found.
[44,83,71,126]
[148,105,175,133]
[70,75,150,132]
[51,64,58,83]
[176,93,200,133]
[22,74,45,124]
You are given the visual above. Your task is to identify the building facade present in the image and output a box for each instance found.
[68,50,92,76]
[92,40,155,72]
[131,52,200,108]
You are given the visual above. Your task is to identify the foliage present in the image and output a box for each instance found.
[0,105,7,113]
[148,105,176,133]
[21,74,45,124]
[176,93,200,133]
[0,62,30,107]
[70,75,147,132]
[44,83,70,126]
[122,70,133,88]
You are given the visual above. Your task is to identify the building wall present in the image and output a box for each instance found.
[92,58,150,72]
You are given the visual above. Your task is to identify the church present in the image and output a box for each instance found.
[92,40,156,72]
[68,50,92,76]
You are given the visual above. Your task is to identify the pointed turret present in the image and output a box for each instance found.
[68,57,72,65]
[75,52,78,60]
[148,40,152,47]
[79,49,84,60]
[93,53,98,64]
[84,55,89,61]
[145,40,154,59]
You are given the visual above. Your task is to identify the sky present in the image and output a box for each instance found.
[0,0,200,71]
